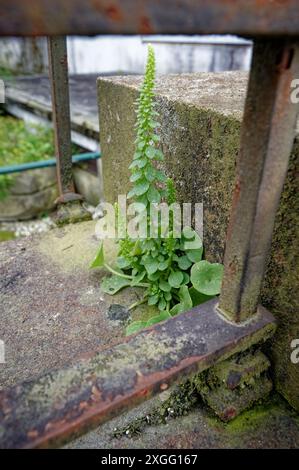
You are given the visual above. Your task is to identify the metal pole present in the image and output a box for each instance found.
[47,35,81,203]
[219,39,299,323]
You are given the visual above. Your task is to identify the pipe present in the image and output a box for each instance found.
[0,151,101,175]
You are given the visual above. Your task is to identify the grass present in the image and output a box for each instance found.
[0,114,78,200]
[0,66,16,78]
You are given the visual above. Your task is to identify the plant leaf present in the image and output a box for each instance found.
[132,240,142,256]
[136,158,147,169]
[186,248,203,263]
[146,311,171,326]
[159,279,171,292]
[145,146,156,159]
[182,226,196,239]
[144,165,156,182]
[182,272,190,285]
[190,260,224,296]
[168,270,184,288]
[135,179,150,196]
[170,303,186,316]
[144,258,159,275]
[158,297,167,311]
[137,140,146,150]
[130,171,143,183]
[126,321,147,336]
[164,291,172,301]
[90,242,104,268]
[101,275,132,295]
[154,149,164,161]
[155,169,167,182]
[179,285,193,308]
[170,285,192,316]
[127,187,136,199]
[158,260,169,271]
[189,287,214,306]
[148,294,159,305]
[131,270,146,286]
[147,185,161,203]
[117,256,131,269]
[183,231,202,251]
[147,271,160,281]
[177,255,192,270]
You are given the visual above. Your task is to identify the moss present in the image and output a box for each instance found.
[0,230,15,242]
[112,378,202,439]
[222,392,299,436]
[37,220,99,272]
[54,200,92,227]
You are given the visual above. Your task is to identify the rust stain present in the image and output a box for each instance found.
[27,430,39,439]
[105,5,123,22]
[222,406,237,421]
[228,257,239,277]
[225,178,241,244]
[140,16,152,34]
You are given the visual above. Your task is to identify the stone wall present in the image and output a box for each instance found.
[0,165,102,221]
[0,168,58,221]
[97,72,299,413]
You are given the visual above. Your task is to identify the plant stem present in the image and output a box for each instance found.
[104,263,134,280]
[104,263,151,287]
[128,297,148,311]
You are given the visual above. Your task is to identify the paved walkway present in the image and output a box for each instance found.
[5,74,100,149]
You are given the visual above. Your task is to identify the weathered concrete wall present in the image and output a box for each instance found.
[97,72,299,413]
[0,38,48,74]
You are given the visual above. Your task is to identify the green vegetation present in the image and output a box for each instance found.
[0,115,77,200]
[0,230,15,242]
[0,66,15,78]
[91,46,223,334]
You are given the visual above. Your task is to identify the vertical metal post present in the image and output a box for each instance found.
[219,39,299,323]
[47,36,81,202]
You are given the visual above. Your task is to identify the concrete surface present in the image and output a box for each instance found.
[0,220,147,390]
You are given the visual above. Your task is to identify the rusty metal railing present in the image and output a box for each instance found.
[0,0,298,449]
[47,36,84,204]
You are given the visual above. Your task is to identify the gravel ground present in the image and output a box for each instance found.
[0,203,98,239]
[0,216,56,238]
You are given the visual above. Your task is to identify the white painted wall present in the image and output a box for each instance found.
[67,35,252,75]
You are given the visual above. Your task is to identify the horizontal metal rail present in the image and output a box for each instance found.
[0,152,101,175]
[0,0,299,37]
[0,299,275,449]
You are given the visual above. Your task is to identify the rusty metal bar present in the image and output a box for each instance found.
[219,39,299,323]
[47,35,81,202]
[0,300,276,449]
[1,1,299,37]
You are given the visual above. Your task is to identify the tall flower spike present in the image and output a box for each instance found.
[128,45,166,211]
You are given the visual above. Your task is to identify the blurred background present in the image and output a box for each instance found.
[0,35,252,75]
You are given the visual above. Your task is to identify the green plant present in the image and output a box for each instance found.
[0,116,78,200]
[90,45,223,334]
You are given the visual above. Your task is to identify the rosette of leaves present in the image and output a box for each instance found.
[90,45,223,335]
